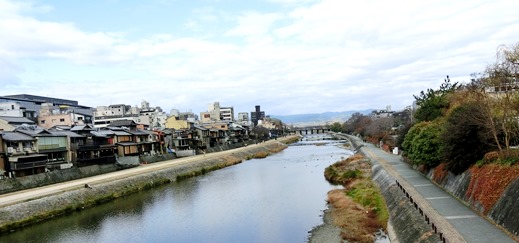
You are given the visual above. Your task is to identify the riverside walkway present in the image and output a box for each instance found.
[340,134,517,243]
[0,137,295,208]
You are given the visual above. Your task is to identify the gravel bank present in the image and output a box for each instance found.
[308,207,344,243]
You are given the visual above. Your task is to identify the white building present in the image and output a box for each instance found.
[0,102,25,117]
[237,112,250,126]
[200,102,234,123]
[93,100,166,129]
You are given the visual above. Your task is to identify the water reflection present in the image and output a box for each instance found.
[1,136,353,243]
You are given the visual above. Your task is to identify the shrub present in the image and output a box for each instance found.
[440,103,495,174]
[403,121,442,167]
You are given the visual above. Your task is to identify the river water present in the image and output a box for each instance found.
[1,135,353,243]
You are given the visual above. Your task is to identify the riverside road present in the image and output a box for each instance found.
[340,134,517,243]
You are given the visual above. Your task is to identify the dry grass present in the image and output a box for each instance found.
[323,154,389,242]
[327,189,380,243]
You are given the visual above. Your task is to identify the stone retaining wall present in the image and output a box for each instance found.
[0,164,118,195]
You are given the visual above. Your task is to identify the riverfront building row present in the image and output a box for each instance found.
[0,94,285,178]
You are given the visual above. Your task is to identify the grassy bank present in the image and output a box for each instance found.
[323,154,389,242]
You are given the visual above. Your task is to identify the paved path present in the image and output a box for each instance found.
[342,134,517,243]
[0,138,289,208]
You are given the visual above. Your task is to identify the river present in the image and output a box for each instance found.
[0,135,353,243]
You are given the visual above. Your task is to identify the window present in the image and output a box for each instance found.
[41,120,46,124]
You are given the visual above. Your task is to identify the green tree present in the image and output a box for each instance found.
[329,122,343,132]
[440,103,495,174]
[402,121,442,167]
[414,76,458,122]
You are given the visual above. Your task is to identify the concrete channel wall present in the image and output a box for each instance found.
[372,164,441,243]
[0,164,119,195]
[0,138,294,233]
[345,135,464,243]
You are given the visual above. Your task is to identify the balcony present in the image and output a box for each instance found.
[38,144,67,152]
[10,160,46,170]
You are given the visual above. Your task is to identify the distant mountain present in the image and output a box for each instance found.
[271,109,374,126]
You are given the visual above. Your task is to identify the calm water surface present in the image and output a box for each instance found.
[1,136,352,243]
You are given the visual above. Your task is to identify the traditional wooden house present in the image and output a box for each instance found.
[0,131,46,177]
[208,128,227,147]
[48,129,85,166]
[193,126,210,151]
[0,116,36,131]
[229,124,249,143]
[104,127,137,157]
[14,125,70,170]
[87,129,118,166]
[128,129,155,155]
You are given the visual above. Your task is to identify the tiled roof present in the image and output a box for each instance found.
[108,120,137,127]
[112,130,132,136]
[0,131,35,141]
[0,116,35,125]
[15,126,58,137]
[70,125,93,131]
[49,131,85,138]
[90,130,115,137]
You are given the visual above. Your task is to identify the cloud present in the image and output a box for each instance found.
[2,0,519,116]
[225,12,284,37]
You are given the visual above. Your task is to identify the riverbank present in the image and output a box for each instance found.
[311,153,389,242]
[0,136,299,234]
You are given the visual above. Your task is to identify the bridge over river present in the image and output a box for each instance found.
[291,126,331,135]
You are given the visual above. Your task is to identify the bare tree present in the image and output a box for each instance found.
[469,43,519,152]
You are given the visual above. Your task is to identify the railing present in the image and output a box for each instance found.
[38,144,66,151]
[11,161,46,170]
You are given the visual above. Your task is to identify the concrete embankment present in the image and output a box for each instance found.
[371,164,440,242]
[0,137,297,234]
[345,135,442,243]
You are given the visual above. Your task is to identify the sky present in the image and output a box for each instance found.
[1,0,519,116]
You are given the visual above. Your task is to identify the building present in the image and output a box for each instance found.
[38,103,92,129]
[200,102,234,123]
[0,116,36,131]
[93,100,166,129]
[220,106,234,121]
[0,131,46,177]
[0,102,35,118]
[251,105,265,126]
[0,94,93,121]
[165,116,194,130]
[14,125,71,171]
[200,102,222,123]
[237,112,251,126]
